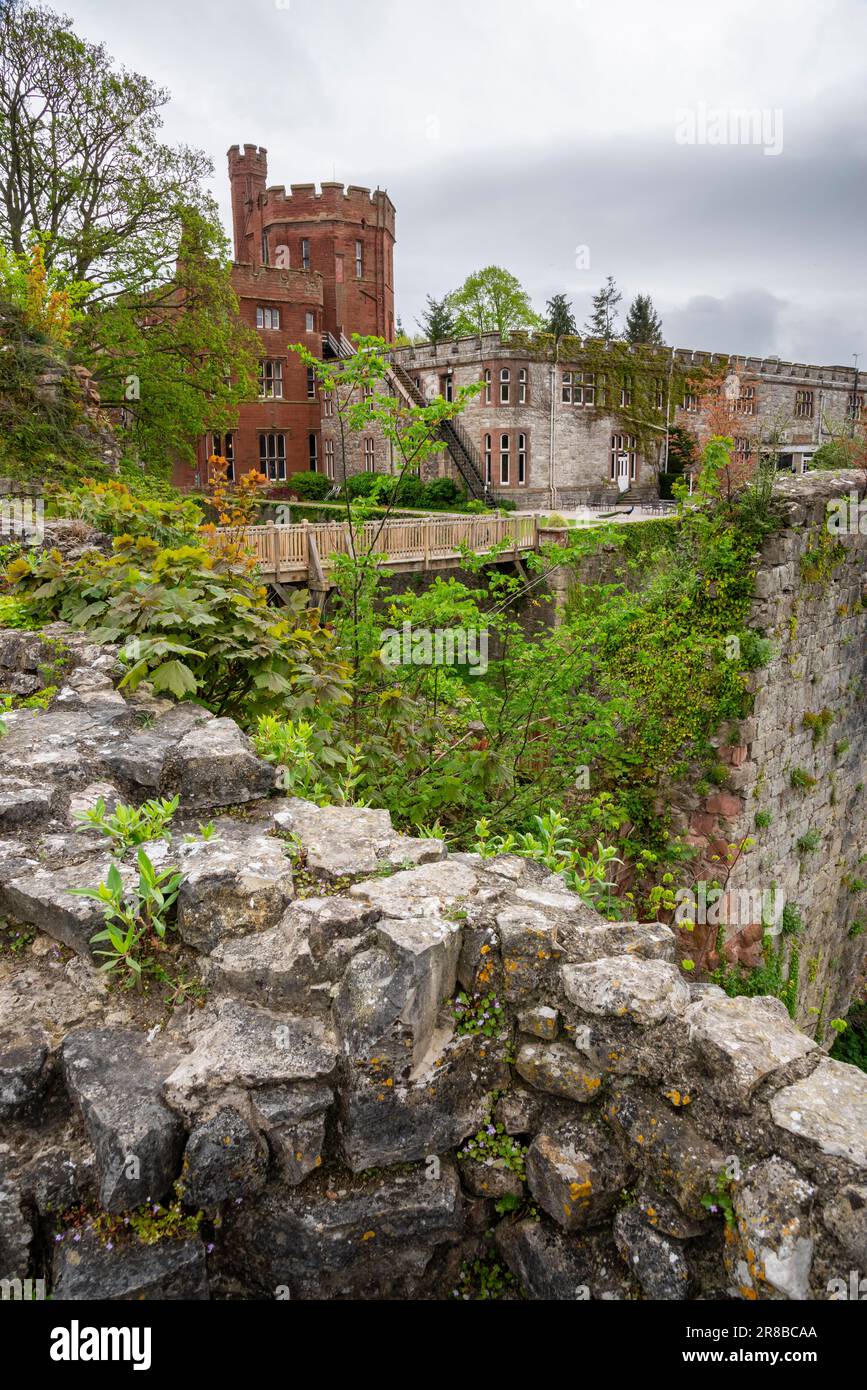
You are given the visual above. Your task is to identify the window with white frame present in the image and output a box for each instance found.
[517,432,527,485]
[362,384,374,412]
[620,377,633,408]
[794,389,814,419]
[259,433,286,480]
[518,368,528,405]
[500,432,510,484]
[308,432,319,471]
[734,436,752,456]
[209,433,235,481]
[256,306,280,331]
[363,436,375,471]
[736,386,756,415]
[261,231,270,266]
[323,438,335,478]
[483,433,492,485]
[440,373,454,403]
[355,239,363,279]
[305,311,315,333]
[609,432,637,481]
[323,391,334,418]
[301,238,310,270]
[500,368,511,405]
[258,359,283,398]
[575,371,596,407]
[561,370,573,404]
[483,369,492,404]
[307,367,316,400]
[683,391,699,413]
[655,379,664,410]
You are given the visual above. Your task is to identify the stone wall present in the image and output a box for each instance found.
[0,630,865,1301]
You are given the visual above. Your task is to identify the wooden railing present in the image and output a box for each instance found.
[238,512,539,582]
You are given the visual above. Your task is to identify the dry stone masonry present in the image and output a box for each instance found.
[0,619,865,1300]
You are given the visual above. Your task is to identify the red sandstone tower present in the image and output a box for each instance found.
[227,144,396,342]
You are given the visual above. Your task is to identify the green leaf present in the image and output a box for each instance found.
[150,659,198,699]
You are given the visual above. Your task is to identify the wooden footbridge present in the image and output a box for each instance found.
[242,513,541,589]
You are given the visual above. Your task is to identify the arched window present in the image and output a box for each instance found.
[517,433,527,485]
[500,368,511,405]
[518,368,528,405]
[500,432,510,484]
[483,433,492,485]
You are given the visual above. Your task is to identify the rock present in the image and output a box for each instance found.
[561,922,677,963]
[250,1082,332,1186]
[821,1186,867,1266]
[1,851,140,956]
[0,1028,51,1119]
[61,1028,185,1212]
[349,858,478,920]
[162,999,337,1122]
[458,1157,523,1200]
[220,1160,464,1299]
[182,1107,269,1208]
[562,957,691,1025]
[728,1157,815,1301]
[161,718,276,810]
[770,1059,867,1167]
[526,1117,630,1231]
[606,1088,726,1221]
[497,904,562,1003]
[0,1161,34,1278]
[52,1227,208,1300]
[686,993,816,1106]
[175,832,295,954]
[0,782,56,828]
[614,1204,692,1299]
[495,1219,621,1300]
[271,800,446,880]
[635,1182,710,1239]
[515,1041,603,1103]
[338,1031,510,1171]
[66,782,122,826]
[96,730,173,790]
[518,1005,558,1040]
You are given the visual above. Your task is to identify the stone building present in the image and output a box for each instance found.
[175,141,861,505]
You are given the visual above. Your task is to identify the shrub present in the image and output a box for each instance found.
[48,478,203,546]
[5,535,348,724]
[287,472,333,500]
[422,476,465,509]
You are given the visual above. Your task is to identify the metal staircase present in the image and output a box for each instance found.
[389,364,493,502]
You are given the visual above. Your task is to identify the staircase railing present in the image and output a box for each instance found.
[389,364,493,502]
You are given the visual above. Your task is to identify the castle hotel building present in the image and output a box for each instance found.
[175,143,863,507]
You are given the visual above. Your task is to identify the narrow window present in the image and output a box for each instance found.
[849,393,864,421]
[308,432,319,471]
[518,368,528,405]
[620,377,633,408]
[483,433,492,485]
[500,368,511,405]
[483,369,492,405]
[683,391,698,413]
[307,367,316,400]
[517,432,527,485]
[323,391,334,418]
[500,432,510,485]
[258,360,283,398]
[562,370,573,404]
[736,386,756,416]
[301,238,310,270]
[324,438,335,478]
[440,373,453,402]
[305,311,315,333]
[363,436,376,471]
[355,239,363,278]
[210,433,235,482]
[256,306,264,329]
[261,231,270,266]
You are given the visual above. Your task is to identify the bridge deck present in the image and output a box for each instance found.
[242,513,540,583]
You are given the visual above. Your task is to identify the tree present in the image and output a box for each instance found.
[625,293,664,345]
[584,276,622,341]
[0,1,213,295]
[544,293,578,340]
[416,295,455,344]
[73,208,259,464]
[447,267,540,339]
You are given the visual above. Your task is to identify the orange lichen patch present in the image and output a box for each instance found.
[569,1181,592,1200]
[637,1134,645,1144]
[739,1285,758,1300]
[385,1078,394,1087]
[295,1152,303,1162]
[616,1007,629,1017]
[563,1203,571,1217]
[360,1231,376,1242]
[583,1076,602,1093]
[314,1156,322,1167]
[480,944,491,955]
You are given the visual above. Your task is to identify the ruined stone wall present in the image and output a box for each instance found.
[0,628,864,1301]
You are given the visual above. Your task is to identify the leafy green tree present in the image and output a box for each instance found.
[624,293,664,345]
[447,267,540,338]
[417,295,456,344]
[72,208,259,463]
[584,275,622,341]
[544,293,578,340]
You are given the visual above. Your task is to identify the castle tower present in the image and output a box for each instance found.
[227,144,396,342]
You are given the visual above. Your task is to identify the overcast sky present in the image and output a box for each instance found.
[62,0,866,365]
